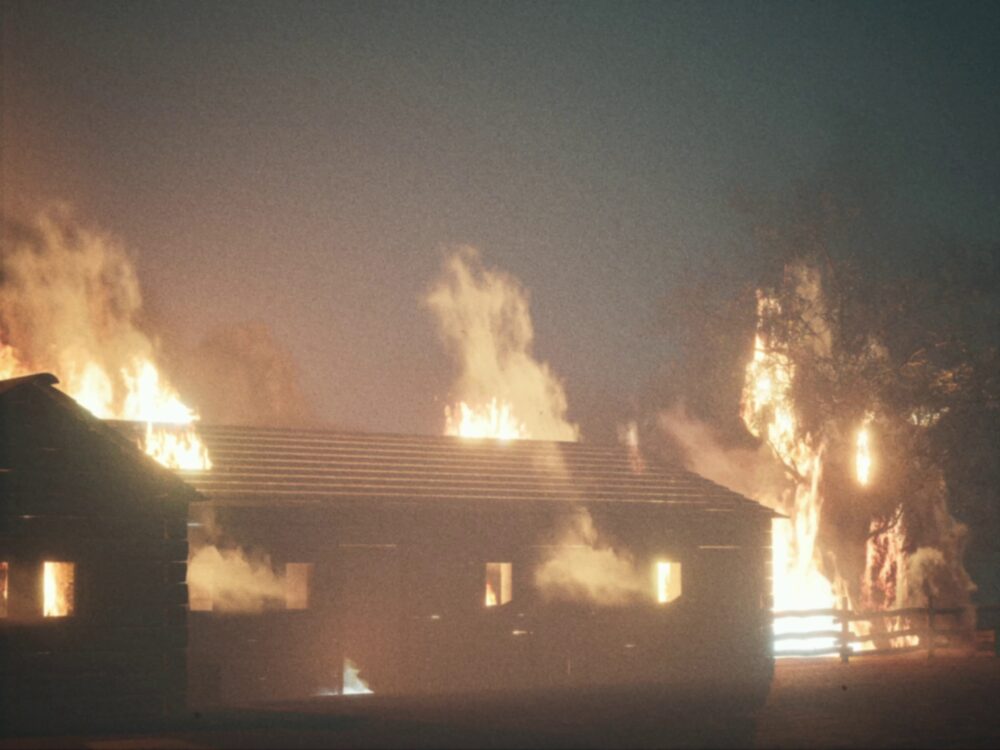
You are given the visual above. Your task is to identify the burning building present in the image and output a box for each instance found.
[138,422,779,706]
[0,374,197,734]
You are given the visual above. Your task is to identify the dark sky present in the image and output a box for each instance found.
[3,1,999,437]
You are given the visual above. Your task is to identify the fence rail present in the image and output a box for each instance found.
[771,600,1000,662]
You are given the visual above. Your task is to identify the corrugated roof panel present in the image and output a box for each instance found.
[110,422,777,516]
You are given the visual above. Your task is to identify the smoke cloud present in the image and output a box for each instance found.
[175,322,312,427]
[534,510,649,606]
[659,404,789,513]
[0,207,166,412]
[186,510,294,613]
[187,544,288,614]
[424,247,578,441]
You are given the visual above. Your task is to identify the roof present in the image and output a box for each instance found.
[110,422,777,516]
[0,372,201,503]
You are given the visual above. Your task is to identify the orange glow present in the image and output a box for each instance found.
[42,561,75,617]
[741,292,838,653]
[142,421,212,471]
[0,335,210,470]
[856,416,873,486]
[655,561,681,603]
[446,399,529,440]
[485,562,512,606]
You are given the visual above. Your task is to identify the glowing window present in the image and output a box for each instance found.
[43,561,75,617]
[285,563,313,610]
[655,561,682,604]
[484,562,512,607]
[1,562,8,618]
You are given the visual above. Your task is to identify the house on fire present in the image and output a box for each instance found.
[0,374,196,734]
[163,423,779,706]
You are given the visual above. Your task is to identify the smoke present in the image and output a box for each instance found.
[187,544,288,614]
[0,207,164,412]
[424,247,578,441]
[174,322,312,427]
[659,403,789,513]
[534,510,649,606]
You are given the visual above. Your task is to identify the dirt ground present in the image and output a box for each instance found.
[3,654,998,749]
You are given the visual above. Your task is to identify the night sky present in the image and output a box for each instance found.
[3,1,999,437]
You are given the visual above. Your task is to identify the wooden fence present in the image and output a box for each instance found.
[771,599,1000,662]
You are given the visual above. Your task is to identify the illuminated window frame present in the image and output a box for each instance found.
[655,560,682,604]
[484,562,512,607]
[42,561,76,617]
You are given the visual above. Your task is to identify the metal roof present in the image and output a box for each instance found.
[109,423,776,516]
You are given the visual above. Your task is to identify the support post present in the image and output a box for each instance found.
[840,597,850,664]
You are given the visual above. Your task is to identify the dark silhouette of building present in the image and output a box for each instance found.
[166,424,777,706]
[0,374,197,735]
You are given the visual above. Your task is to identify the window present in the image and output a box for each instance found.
[1,562,8,618]
[285,563,313,610]
[655,560,682,604]
[42,561,75,617]
[484,562,512,607]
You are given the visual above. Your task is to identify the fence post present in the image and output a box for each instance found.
[927,594,935,659]
[840,597,850,664]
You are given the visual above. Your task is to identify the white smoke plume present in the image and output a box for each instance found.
[659,403,789,513]
[187,545,288,614]
[424,247,578,441]
[0,207,172,415]
[534,510,649,606]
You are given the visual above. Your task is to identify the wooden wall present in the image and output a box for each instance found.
[187,501,774,704]
[0,383,191,735]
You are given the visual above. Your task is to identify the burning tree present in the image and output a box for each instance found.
[657,191,999,633]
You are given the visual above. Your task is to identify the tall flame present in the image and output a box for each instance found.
[741,292,838,653]
[0,211,210,470]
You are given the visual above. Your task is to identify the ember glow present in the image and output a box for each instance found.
[446,398,529,440]
[856,416,873,486]
[655,561,681,604]
[317,659,374,696]
[42,561,74,618]
[485,582,498,607]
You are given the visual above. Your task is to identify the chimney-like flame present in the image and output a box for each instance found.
[426,247,578,442]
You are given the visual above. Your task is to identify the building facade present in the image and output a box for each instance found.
[0,374,196,734]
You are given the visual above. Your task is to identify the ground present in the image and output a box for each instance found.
[3,654,999,749]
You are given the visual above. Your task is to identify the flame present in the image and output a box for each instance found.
[741,294,838,654]
[42,561,74,617]
[856,416,873,486]
[0,212,210,470]
[859,510,918,650]
[1,336,210,470]
[445,398,529,440]
[485,581,498,607]
[655,561,681,604]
